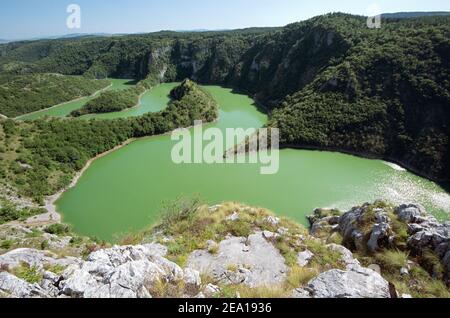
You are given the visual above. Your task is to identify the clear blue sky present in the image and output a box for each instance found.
[1,0,449,40]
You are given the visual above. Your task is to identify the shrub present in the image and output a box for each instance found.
[159,196,202,229]
[286,266,319,288]
[44,223,72,235]
[13,264,42,284]
[375,249,409,273]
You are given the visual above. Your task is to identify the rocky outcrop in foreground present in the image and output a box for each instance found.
[309,201,450,290]
[0,201,448,298]
[0,238,389,298]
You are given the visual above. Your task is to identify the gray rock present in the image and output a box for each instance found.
[327,244,360,270]
[262,231,278,240]
[0,272,49,298]
[183,268,201,290]
[0,248,80,270]
[187,232,287,287]
[297,250,314,267]
[226,212,239,221]
[400,267,409,276]
[308,267,390,298]
[367,264,381,274]
[395,204,426,223]
[367,223,391,252]
[203,284,220,297]
[277,227,289,236]
[291,288,311,298]
[0,248,52,269]
[58,244,181,298]
[265,216,280,226]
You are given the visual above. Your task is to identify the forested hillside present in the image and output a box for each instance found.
[0,74,110,117]
[0,80,217,203]
[0,13,448,181]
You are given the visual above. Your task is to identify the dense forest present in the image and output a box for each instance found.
[0,80,218,202]
[71,86,144,116]
[0,13,449,183]
[0,74,109,117]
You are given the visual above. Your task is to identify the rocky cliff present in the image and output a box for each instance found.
[0,201,448,298]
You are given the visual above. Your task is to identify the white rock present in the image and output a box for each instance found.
[265,216,280,226]
[0,248,53,268]
[226,212,239,221]
[291,288,311,298]
[183,268,201,289]
[262,231,278,240]
[308,268,390,298]
[203,284,220,297]
[297,250,314,267]
[0,272,49,298]
[327,244,361,270]
[187,232,287,287]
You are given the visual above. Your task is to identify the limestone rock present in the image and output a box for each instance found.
[297,250,314,267]
[58,244,181,298]
[327,244,360,270]
[395,204,427,223]
[0,248,53,269]
[265,216,280,226]
[226,212,239,221]
[183,268,201,289]
[203,284,220,297]
[291,288,311,298]
[187,232,287,287]
[367,223,391,252]
[0,272,49,298]
[308,267,390,298]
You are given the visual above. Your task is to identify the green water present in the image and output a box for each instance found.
[56,84,450,241]
[17,79,148,120]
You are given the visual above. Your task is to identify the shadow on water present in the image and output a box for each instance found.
[123,79,139,86]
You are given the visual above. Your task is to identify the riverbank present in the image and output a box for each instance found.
[39,138,137,224]
[280,143,450,185]
[15,83,113,120]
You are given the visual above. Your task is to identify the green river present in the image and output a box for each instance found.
[22,80,450,240]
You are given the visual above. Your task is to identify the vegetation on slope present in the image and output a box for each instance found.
[1,14,448,181]
[0,74,110,117]
[0,80,217,203]
[309,201,450,298]
[267,15,450,181]
[71,86,144,116]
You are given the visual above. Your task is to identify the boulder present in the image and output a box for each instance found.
[0,272,49,298]
[0,248,53,269]
[265,216,280,226]
[367,223,391,252]
[297,250,314,267]
[0,248,80,270]
[395,204,426,223]
[327,244,360,270]
[308,267,390,298]
[183,268,201,290]
[203,284,220,297]
[58,244,182,298]
[291,288,311,298]
[187,232,287,287]
[226,212,239,221]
